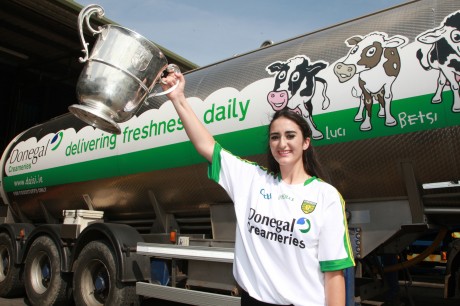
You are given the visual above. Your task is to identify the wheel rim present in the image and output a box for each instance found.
[0,245,10,282]
[80,259,111,305]
[29,251,51,294]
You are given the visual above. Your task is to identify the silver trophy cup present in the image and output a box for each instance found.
[69,4,179,134]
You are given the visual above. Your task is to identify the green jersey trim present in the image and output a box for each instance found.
[340,195,356,268]
[208,142,223,182]
[303,176,317,186]
[320,257,355,272]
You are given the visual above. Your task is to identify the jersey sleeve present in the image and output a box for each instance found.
[207,142,260,202]
[318,187,355,272]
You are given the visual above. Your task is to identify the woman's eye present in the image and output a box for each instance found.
[270,135,279,141]
[286,134,295,139]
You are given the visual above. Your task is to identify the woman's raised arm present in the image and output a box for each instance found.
[162,72,215,162]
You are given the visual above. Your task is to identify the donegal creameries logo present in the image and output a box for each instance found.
[6,131,63,175]
[301,200,317,214]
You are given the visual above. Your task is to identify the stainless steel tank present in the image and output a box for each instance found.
[1,0,459,231]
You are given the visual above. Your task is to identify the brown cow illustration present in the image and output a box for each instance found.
[334,32,408,131]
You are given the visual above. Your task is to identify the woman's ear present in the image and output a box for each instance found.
[303,137,311,150]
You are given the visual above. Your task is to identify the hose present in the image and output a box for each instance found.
[383,227,448,273]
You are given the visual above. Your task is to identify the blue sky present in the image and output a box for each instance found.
[76,0,408,66]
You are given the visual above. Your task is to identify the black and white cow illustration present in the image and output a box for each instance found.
[416,10,460,112]
[266,55,330,140]
[334,32,408,131]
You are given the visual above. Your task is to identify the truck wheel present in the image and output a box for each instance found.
[24,236,71,305]
[73,240,139,306]
[0,233,24,297]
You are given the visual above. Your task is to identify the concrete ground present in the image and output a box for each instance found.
[1,286,459,306]
[0,296,186,306]
[0,297,28,306]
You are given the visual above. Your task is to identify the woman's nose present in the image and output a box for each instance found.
[279,136,287,147]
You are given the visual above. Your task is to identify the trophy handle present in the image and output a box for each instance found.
[148,64,182,98]
[154,80,180,96]
[78,4,105,63]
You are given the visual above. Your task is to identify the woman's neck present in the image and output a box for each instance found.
[280,166,310,185]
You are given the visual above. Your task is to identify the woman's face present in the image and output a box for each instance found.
[269,116,310,169]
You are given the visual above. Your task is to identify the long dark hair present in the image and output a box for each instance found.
[267,109,326,180]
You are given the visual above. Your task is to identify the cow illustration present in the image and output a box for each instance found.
[416,10,460,112]
[266,55,330,140]
[334,32,408,131]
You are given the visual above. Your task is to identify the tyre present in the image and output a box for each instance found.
[24,235,71,305]
[0,233,24,297]
[73,240,139,306]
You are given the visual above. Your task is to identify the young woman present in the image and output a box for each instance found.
[162,72,355,306]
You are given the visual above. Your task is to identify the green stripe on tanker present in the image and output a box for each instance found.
[3,91,456,192]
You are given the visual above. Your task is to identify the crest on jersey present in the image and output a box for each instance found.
[301,200,317,214]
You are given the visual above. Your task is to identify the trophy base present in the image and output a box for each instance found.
[69,104,121,135]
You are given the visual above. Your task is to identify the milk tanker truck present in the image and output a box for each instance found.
[1,0,460,305]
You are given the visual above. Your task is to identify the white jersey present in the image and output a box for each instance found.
[208,143,355,306]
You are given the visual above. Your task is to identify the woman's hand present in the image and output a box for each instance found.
[160,70,186,103]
